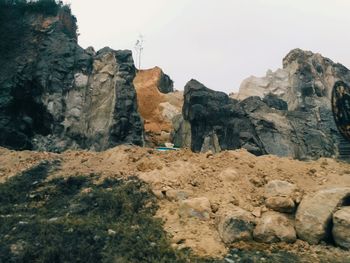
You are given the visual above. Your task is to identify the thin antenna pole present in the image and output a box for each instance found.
[134,34,144,69]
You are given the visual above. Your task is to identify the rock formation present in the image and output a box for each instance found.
[178,79,264,154]
[173,49,350,159]
[235,48,350,110]
[0,4,143,152]
[133,67,182,146]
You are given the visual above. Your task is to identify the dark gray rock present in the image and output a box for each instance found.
[0,6,144,152]
[263,93,288,111]
[158,70,174,94]
[182,79,265,155]
[174,78,341,159]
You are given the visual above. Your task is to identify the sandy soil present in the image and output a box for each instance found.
[1,146,350,260]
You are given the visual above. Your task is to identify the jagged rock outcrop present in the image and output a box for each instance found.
[180,79,265,154]
[0,4,143,151]
[173,49,349,159]
[235,48,350,110]
[133,67,182,146]
[173,78,337,158]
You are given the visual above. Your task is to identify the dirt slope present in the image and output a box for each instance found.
[1,146,350,261]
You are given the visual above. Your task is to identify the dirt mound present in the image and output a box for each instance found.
[1,146,350,261]
[134,67,183,146]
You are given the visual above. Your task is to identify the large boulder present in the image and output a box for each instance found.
[295,187,350,244]
[253,211,296,244]
[0,6,144,152]
[217,206,256,244]
[332,207,350,249]
[264,180,298,213]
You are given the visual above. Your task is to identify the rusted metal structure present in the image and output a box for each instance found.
[332,81,350,142]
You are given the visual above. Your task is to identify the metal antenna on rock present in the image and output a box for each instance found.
[134,34,144,69]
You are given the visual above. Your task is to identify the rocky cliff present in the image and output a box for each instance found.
[173,49,349,159]
[0,3,144,152]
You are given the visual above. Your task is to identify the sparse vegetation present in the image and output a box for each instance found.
[0,161,217,262]
[0,0,63,16]
[0,0,69,62]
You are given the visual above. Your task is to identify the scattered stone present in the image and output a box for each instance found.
[295,187,350,244]
[217,206,256,244]
[206,151,213,158]
[265,196,295,213]
[333,207,350,249]
[252,207,262,218]
[253,211,296,243]
[250,177,266,187]
[165,189,191,201]
[264,180,297,198]
[152,190,165,199]
[211,203,220,213]
[219,168,239,182]
[10,241,26,256]
[108,229,117,236]
[179,197,211,220]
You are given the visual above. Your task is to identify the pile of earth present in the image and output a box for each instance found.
[1,146,350,262]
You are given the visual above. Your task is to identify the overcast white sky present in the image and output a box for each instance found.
[68,0,350,93]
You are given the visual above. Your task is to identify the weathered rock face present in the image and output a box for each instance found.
[234,49,350,159]
[174,49,348,159]
[133,67,181,147]
[180,79,265,154]
[170,115,191,148]
[236,48,350,111]
[0,5,144,151]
